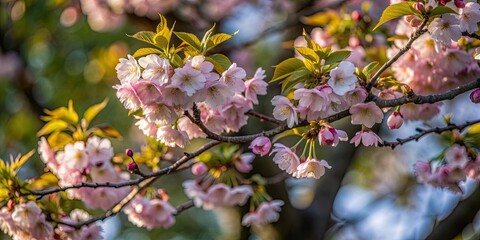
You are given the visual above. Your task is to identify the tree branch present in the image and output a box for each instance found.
[381,119,480,148]
[366,17,429,91]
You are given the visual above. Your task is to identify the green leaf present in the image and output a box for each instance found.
[174,32,201,50]
[128,31,156,46]
[133,48,164,58]
[93,125,123,140]
[9,150,34,174]
[206,31,238,52]
[206,54,232,73]
[281,68,311,93]
[272,128,304,143]
[37,120,69,136]
[362,61,379,78]
[201,24,217,50]
[47,132,72,149]
[28,172,58,190]
[430,6,458,17]
[295,47,319,62]
[271,58,305,83]
[373,1,418,31]
[42,100,79,125]
[154,34,169,49]
[84,98,109,125]
[324,50,352,65]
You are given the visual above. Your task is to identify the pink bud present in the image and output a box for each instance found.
[387,111,404,130]
[414,2,425,12]
[7,200,14,210]
[125,148,134,157]
[249,136,272,157]
[348,36,360,48]
[351,11,362,21]
[454,0,465,8]
[470,89,480,103]
[191,162,208,175]
[127,161,137,172]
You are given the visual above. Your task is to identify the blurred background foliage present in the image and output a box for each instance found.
[1,0,480,239]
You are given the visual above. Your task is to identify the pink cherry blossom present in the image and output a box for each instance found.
[428,14,461,45]
[344,87,368,106]
[349,102,384,128]
[445,144,470,168]
[182,180,207,207]
[177,116,207,139]
[135,117,159,138]
[62,141,89,171]
[249,136,272,156]
[171,65,206,96]
[115,54,141,84]
[156,126,189,148]
[220,63,246,94]
[271,95,298,128]
[318,126,348,146]
[11,201,42,229]
[350,129,383,147]
[161,84,192,108]
[270,143,300,174]
[132,81,162,106]
[235,153,255,173]
[191,162,208,175]
[327,61,358,95]
[114,83,142,111]
[38,137,59,172]
[201,80,230,109]
[86,136,114,166]
[241,200,284,226]
[244,68,268,104]
[293,159,331,179]
[387,111,404,130]
[293,87,328,112]
[414,161,432,183]
[221,95,251,132]
[124,197,177,230]
[459,2,480,34]
[138,54,170,85]
[143,103,177,125]
[189,55,214,74]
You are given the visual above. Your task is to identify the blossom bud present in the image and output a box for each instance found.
[414,2,425,12]
[249,136,272,156]
[351,11,362,21]
[454,0,465,8]
[352,11,362,21]
[387,111,404,129]
[470,89,480,103]
[127,161,137,172]
[125,148,134,157]
[7,200,14,210]
[191,162,208,175]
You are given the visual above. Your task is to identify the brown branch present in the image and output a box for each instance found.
[381,119,480,148]
[174,200,195,216]
[366,17,429,91]
[246,110,281,125]
[462,32,480,40]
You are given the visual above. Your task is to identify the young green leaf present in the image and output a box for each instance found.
[205,31,239,52]
[206,54,232,73]
[174,32,201,50]
[37,120,69,137]
[373,1,418,31]
[295,47,320,62]
[84,98,109,125]
[271,58,304,83]
[133,48,164,58]
[324,50,352,65]
[430,6,458,17]
[362,61,379,78]
[128,31,156,46]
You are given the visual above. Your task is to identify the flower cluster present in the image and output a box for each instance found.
[0,202,53,240]
[242,200,284,226]
[38,136,131,211]
[124,196,177,230]
[115,54,268,146]
[183,181,253,210]
[414,144,480,192]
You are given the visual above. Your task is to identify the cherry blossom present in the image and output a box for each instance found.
[387,111,404,130]
[349,102,384,128]
[220,63,246,94]
[327,61,358,95]
[292,159,332,179]
[350,129,383,147]
[115,54,141,84]
[270,143,300,174]
[271,95,298,128]
[138,54,170,85]
[249,136,272,156]
[241,200,284,226]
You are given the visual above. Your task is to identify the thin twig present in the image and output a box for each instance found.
[381,119,480,148]
[247,110,281,124]
[366,17,429,91]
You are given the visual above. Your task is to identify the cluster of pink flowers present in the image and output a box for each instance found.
[414,144,480,192]
[0,202,53,240]
[242,200,284,226]
[38,136,131,210]
[115,54,268,146]
[182,181,253,209]
[56,209,103,240]
[270,143,332,179]
[388,2,480,120]
[124,196,177,230]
